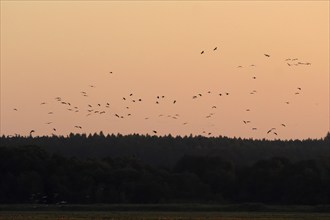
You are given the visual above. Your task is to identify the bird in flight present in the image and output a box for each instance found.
[267,128,276,134]
[40,102,46,105]
[173,100,176,104]
[264,54,270,57]
[30,130,35,136]
[153,130,157,134]
[213,47,217,51]
[13,108,18,111]
[281,124,286,127]
[53,128,56,131]
[201,50,204,54]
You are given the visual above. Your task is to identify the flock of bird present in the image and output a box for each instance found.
[11,47,312,138]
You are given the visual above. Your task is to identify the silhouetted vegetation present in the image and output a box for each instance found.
[0,133,329,205]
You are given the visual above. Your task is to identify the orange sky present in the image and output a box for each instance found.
[1,1,329,140]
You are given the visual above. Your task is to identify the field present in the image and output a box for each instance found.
[1,211,330,220]
[1,205,330,220]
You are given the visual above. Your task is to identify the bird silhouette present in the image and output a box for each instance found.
[13,108,18,111]
[281,124,286,127]
[173,100,176,104]
[213,47,217,51]
[264,54,270,57]
[201,51,204,54]
[267,128,276,134]
[153,130,157,134]
[29,130,35,136]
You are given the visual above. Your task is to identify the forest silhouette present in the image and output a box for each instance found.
[0,133,329,205]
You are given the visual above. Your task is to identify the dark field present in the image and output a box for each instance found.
[1,204,330,220]
[1,211,330,220]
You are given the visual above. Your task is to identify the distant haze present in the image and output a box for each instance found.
[1,1,329,140]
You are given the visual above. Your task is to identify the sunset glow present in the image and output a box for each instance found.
[1,1,329,140]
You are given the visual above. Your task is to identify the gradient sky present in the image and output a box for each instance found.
[1,1,329,140]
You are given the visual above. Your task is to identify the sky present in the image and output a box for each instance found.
[1,1,329,140]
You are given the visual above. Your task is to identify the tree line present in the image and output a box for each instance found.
[0,133,329,205]
[1,132,329,167]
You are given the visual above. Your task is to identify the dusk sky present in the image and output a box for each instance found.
[1,1,329,140]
